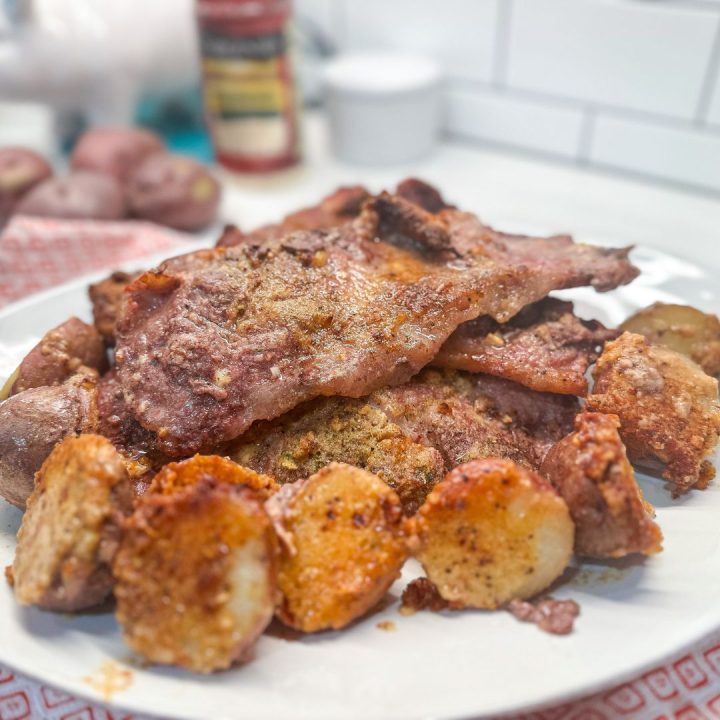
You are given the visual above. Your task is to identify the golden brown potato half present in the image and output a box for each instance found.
[1,317,106,400]
[541,412,663,558]
[114,479,277,673]
[587,332,720,495]
[621,303,720,377]
[149,454,279,500]
[0,371,97,509]
[413,458,573,609]
[267,463,408,633]
[12,434,132,611]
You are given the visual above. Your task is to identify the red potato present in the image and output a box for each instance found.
[70,127,164,182]
[7,317,107,397]
[126,153,221,231]
[0,147,53,223]
[16,171,126,220]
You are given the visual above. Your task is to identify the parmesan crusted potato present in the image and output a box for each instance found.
[149,454,279,500]
[12,434,132,611]
[113,479,277,673]
[541,412,663,558]
[413,458,573,609]
[267,463,408,633]
[621,303,720,377]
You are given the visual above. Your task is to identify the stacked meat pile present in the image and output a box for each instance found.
[1,180,719,671]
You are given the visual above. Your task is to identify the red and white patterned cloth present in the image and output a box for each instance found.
[1,216,718,720]
[0,216,193,309]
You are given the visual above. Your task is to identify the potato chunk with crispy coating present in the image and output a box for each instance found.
[541,412,662,558]
[267,463,408,633]
[113,479,277,672]
[12,434,132,611]
[587,332,720,495]
[621,303,720,377]
[149,454,278,500]
[413,458,573,609]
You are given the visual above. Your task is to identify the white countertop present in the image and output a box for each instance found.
[216,111,720,272]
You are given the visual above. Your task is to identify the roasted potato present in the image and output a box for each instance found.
[149,454,278,500]
[267,463,408,633]
[15,171,126,221]
[126,153,220,231]
[12,435,132,611]
[0,371,97,508]
[587,332,720,494]
[620,303,720,377]
[6,317,106,397]
[113,479,277,672]
[413,458,573,609]
[0,147,53,223]
[70,127,164,182]
[541,412,663,558]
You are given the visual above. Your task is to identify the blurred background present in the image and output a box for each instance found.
[0,0,718,193]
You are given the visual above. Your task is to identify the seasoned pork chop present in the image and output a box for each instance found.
[116,194,637,455]
[434,298,618,395]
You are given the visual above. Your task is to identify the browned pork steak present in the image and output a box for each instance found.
[434,298,619,395]
[229,369,578,514]
[116,194,637,455]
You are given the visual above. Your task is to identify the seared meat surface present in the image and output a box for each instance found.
[434,298,618,395]
[229,369,578,513]
[116,193,637,455]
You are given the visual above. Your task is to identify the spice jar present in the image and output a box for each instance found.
[196,0,300,173]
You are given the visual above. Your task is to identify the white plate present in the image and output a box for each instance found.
[0,244,719,720]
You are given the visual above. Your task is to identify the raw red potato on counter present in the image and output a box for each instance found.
[0,147,53,224]
[1,179,719,673]
[2,126,221,230]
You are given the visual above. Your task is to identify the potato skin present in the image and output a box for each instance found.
[541,412,662,558]
[9,317,106,396]
[621,303,720,377]
[113,479,277,673]
[70,127,164,182]
[267,463,408,633]
[12,434,132,611]
[413,458,573,609]
[0,147,53,223]
[0,372,97,509]
[149,454,278,500]
[16,171,126,220]
[126,154,220,231]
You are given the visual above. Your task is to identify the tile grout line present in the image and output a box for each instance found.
[694,15,720,123]
[491,0,514,89]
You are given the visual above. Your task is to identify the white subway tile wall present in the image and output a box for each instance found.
[301,0,720,194]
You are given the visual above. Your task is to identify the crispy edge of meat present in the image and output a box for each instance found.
[411,458,573,609]
[587,332,720,495]
[433,298,619,395]
[12,434,132,611]
[541,411,663,558]
[266,463,408,633]
[113,479,278,672]
[88,271,140,346]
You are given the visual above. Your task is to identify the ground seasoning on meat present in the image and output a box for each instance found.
[508,597,580,635]
[399,577,449,615]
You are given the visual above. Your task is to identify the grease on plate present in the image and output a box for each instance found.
[83,661,133,701]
